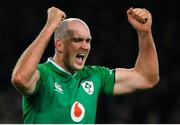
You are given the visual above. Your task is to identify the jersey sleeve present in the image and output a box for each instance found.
[93,66,115,95]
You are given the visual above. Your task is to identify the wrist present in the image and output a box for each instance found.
[137,29,152,37]
[45,21,60,31]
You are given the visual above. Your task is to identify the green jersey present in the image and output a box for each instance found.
[23,58,115,124]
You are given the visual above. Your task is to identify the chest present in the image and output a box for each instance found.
[39,74,102,123]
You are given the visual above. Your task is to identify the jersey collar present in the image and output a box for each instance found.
[47,57,77,77]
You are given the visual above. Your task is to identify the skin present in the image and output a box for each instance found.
[53,19,92,74]
[11,7,159,96]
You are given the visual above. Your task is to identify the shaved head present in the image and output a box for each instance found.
[53,18,92,73]
[54,18,90,41]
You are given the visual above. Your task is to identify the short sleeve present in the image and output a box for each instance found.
[102,68,115,95]
[93,66,115,95]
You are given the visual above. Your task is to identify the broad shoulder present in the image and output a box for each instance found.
[79,65,114,75]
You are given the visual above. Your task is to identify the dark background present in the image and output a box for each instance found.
[1,0,180,123]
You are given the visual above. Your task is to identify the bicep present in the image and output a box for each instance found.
[113,68,151,95]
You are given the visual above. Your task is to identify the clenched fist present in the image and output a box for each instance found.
[46,7,66,29]
[127,7,152,32]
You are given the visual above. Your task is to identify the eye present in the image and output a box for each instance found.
[72,38,83,43]
[86,39,92,43]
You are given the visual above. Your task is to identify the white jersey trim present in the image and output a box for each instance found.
[47,57,76,76]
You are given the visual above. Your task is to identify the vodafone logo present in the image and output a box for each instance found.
[71,101,85,122]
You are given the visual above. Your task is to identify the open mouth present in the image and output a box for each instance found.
[76,53,85,60]
[76,53,86,63]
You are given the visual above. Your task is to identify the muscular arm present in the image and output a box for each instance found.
[11,7,66,95]
[114,8,159,94]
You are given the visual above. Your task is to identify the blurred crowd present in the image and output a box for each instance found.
[1,0,180,123]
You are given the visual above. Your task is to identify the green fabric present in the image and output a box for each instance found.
[22,58,115,124]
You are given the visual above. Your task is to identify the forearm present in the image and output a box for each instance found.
[12,23,56,83]
[135,31,159,83]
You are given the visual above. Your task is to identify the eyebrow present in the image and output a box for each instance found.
[71,37,92,43]
[65,29,91,39]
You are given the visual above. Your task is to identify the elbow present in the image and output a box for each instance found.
[154,74,160,85]
[11,72,27,90]
[11,73,35,96]
[146,74,160,88]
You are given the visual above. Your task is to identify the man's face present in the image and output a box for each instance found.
[62,22,91,73]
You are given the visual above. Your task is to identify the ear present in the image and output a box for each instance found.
[55,40,63,53]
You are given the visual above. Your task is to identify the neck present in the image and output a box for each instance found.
[52,54,75,74]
